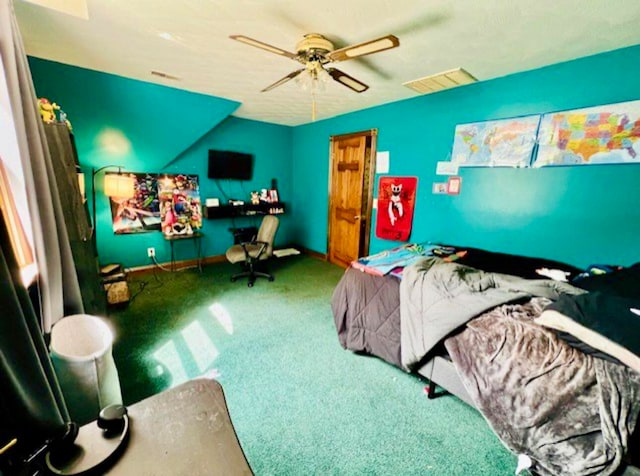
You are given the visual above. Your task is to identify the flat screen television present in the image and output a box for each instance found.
[208,150,253,180]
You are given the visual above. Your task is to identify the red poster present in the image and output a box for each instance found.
[375,176,418,241]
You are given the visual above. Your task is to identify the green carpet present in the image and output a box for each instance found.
[109,255,515,475]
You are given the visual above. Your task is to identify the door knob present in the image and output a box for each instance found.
[353,215,361,220]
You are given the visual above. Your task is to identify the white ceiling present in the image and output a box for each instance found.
[14,0,640,126]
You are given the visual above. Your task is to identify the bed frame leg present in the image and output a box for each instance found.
[426,382,437,399]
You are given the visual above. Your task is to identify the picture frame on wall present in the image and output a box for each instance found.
[446,176,462,195]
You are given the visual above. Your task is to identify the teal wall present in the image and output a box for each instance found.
[158,116,293,266]
[291,44,640,268]
[28,58,292,268]
[29,45,640,270]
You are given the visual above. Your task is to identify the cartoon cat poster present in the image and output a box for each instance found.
[375,176,418,241]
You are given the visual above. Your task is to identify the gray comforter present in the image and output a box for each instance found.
[446,299,640,476]
[332,267,402,367]
[399,257,582,369]
[401,257,640,475]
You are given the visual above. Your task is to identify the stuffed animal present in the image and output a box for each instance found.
[38,98,59,124]
[59,109,73,132]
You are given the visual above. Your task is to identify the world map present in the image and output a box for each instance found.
[534,100,640,166]
[451,115,540,167]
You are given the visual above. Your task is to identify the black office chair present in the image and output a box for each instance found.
[225,215,279,287]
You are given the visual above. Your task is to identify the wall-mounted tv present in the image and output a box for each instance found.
[208,150,253,180]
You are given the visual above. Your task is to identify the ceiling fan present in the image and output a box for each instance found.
[229,33,400,94]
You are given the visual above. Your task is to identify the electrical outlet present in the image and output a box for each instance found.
[147,247,155,258]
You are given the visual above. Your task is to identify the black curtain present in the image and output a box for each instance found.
[0,210,68,463]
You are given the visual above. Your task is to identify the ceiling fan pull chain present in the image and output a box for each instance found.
[311,79,318,121]
[312,93,317,121]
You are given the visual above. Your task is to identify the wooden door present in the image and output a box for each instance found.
[328,130,376,268]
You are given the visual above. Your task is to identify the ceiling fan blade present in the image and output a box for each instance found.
[326,34,399,62]
[261,68,305,92]
[326,68,369,93]
[230,35,298,60]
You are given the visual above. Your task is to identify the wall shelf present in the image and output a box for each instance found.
[204,202,285,219]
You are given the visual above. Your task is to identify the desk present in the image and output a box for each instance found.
[47,379,253,475]
[205,202,285,219]
[164,231,204,272]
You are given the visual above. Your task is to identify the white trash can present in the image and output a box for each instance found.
[49,314,123,425]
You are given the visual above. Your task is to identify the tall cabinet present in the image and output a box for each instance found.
[44,123,106,315]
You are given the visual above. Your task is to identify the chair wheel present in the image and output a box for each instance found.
[247,281,254,288]
[268,276,274,282]
[230,277,236,282]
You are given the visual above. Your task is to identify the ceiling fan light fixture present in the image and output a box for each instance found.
[295,71,311,91]
[314,68,330,92]
[295,64,330,92]
[296,34,334,55]
[232,32,395,118]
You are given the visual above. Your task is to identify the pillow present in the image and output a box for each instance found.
[535,292,640,373]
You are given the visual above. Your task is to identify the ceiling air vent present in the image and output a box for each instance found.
[403,68,477,94]
[151,70,180,81]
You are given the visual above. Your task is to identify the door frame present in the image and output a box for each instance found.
[326,129,377,263]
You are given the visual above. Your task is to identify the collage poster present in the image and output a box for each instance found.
[158,174,202,236]
[109,173,161,234]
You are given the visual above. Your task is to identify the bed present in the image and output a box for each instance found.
[331,244,640,476]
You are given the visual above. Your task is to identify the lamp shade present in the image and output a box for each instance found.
[103,173,135,198]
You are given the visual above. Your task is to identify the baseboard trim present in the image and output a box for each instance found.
[125,246,326,276]
[296,246,327,261]
[126,255,227,276]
